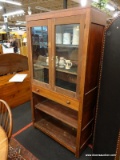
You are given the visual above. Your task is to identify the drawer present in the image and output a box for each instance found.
[32,84,79,111]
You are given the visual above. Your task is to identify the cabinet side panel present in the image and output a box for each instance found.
[82,89,97,129]
[85,23,104,93]
[79,23,105,153]
[91,8,106,26]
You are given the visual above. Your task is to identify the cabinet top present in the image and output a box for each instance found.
[26,6,106,25]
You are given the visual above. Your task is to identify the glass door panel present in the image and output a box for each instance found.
[31,26,49,83]
[55,24,80,92]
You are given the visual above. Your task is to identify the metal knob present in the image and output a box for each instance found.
[66,101,70,104]
[36,89,39,92]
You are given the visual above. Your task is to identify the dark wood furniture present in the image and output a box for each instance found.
[26,6,106,157]
[0,54,31,108]
[0,34,7,42]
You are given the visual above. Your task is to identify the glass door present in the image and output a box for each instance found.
[31,22,50,85]
[53,15,85,97]
[55,24,79,92]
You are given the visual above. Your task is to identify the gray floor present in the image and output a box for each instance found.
[12,102,92,160]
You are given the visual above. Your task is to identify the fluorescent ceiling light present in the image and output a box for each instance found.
[0,0,21,6]
[8,26,19,30]
[106,4,115,11]
[81,0,87,7]
[35,6,51,11]
[3,10,24,17]
[113,12,118,17]
[92,0,99,2]
[16,21,26,24]
[113,11,120,17]
[16,21,26,25]
[20,26,26,28]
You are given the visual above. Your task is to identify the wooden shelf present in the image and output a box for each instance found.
[34,63,77,75]
[35,100,78,129]
[56,67,77,75]
[34,116,76,153]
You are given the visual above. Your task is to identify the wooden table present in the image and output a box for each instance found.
[0,126,8,160]
[0,70,30,109]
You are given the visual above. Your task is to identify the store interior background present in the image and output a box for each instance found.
[0,0,120,56]
[0,1,119,159]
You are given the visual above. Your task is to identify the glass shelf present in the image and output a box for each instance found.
[56,44,78,48]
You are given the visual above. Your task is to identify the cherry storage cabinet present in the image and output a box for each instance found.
[26,7,106,157]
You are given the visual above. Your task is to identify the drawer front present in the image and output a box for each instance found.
[32,84,79,111]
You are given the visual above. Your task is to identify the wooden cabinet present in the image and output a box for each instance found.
[26,6,106,157]
[0,34,7,42]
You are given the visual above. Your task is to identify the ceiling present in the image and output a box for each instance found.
[0,0,78,24]
[0,0,120,26]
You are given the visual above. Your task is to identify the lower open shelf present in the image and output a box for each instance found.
[34,116,77,153]
[35,99,78,129]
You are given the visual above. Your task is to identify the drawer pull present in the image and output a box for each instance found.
[36,89,39,92]
[66,101,70,104]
